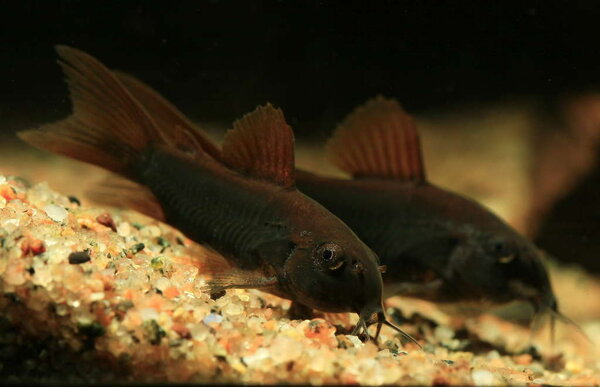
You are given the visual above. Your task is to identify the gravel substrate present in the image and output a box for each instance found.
[0,173,599,385]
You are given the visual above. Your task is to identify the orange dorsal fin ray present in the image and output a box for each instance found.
[222,104,295,187]
[113,71,222,161]
[326,96,426,181]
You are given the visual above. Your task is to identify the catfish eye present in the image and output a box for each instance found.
[490,239,509,255]
[498,254,516,264]
[314,242,344,270]
[491,240,515,263]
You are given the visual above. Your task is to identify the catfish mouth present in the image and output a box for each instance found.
[353,308,422,348]
[283,266,356,314]
[528,294,591,345]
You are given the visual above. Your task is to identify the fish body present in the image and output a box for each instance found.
[133,147,381,313]
[296,97,558,315]
[297,171,553,307]
[18,46,408,338]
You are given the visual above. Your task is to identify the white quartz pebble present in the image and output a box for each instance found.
[43,204,67,222]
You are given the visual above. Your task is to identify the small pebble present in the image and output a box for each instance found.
[434,325,455,342]
[189,323,209,340]
[157,237,170,248]
[472,369,495,386]
[142,225,161,238]
[43,204,68,222]
[222,302,244,316]
[347,335,363,348]
[203,313,223,325]
[68,251,91,264]
[117,222,131,237]
[89,292,105,302]
[2,218,19,233]
[139,308,159,321]
[96,212,117,232]
[131,243,145,254]
[67,195,81,206]
[155,277,171,292]
[150,257,164,270]
[514,353,532,365]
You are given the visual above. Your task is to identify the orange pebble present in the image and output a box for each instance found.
[20,235,46,256]
[172,322,191,339]
[96,212,117,232]
[164,287,180,299]
[0,184,17,201]
[123,288,134,300]
[148,293,164,310]
[263,320,277,331]
[514,353,533,365]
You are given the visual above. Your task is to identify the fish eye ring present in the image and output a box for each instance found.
[314,242,344,270]
[498,254,516,264]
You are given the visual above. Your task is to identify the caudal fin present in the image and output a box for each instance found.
[18,45,170,177]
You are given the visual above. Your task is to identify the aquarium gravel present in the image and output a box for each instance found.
[0,174,599,385]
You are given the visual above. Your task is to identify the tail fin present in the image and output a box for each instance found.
[18,45,169,177]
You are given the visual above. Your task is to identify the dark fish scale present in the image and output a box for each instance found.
[136,150,283,270]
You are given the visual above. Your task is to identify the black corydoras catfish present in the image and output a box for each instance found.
[296,97,567,327]
[18,46,414,341]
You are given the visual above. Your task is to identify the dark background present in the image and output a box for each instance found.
[1,1,600,269]
[2,0,600,138]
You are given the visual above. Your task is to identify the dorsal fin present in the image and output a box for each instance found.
[222,104,295,187]
[113,71,222,161]
[326,96,426,181]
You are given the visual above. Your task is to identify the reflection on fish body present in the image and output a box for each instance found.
[18,46,415,342]
[295,97,559,319]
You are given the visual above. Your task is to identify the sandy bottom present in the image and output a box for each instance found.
[0,173,598,385]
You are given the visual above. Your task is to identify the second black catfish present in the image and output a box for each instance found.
[297,97,560,318]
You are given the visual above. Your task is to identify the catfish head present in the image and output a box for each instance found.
[284,237,383,312]
[447,226,557,313]
[279,194,419,344]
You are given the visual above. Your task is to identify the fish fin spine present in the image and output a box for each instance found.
[113,70,222,161]
[222,104,295,187]
[326,95,426,181]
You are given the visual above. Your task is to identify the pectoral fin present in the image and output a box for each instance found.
[201,267,279,293]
